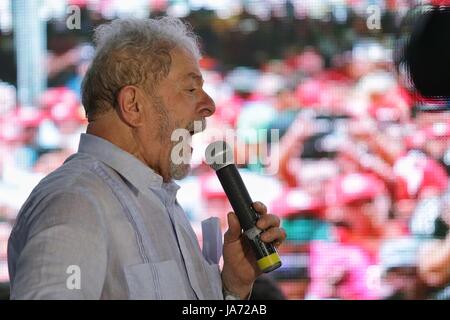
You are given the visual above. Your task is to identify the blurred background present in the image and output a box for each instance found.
[1,0,450,300]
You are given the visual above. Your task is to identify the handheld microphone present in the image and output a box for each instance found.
[205,141,282,273]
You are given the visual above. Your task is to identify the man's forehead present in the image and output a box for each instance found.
[169,48,202,81]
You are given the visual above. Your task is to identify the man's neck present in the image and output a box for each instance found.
[86,116,168,181]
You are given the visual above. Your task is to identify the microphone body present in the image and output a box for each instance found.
[206,141,282,273]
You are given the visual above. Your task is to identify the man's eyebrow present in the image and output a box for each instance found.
[185,72,204,83]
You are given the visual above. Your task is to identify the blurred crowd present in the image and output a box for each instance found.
[1,0,450,300]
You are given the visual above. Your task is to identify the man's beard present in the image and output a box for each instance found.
[169,118,206,180]
[170,160,191,180]
[168,122,198,181]
[169,134,191,180]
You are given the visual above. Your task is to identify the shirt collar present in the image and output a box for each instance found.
[78,133,180,196]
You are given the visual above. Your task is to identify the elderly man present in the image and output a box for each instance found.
[7,17,285,299]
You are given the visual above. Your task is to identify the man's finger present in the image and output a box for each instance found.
[273,240,282,249]
[223,212,242,243]
[252,201,267,215]
[256,214,280,230]
[260,227,287,244]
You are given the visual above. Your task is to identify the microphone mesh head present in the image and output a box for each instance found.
[205,140,234,171]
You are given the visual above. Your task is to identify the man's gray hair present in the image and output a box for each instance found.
[81,17,201,120]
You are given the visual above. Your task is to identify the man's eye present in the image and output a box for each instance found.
[187,89,196,93]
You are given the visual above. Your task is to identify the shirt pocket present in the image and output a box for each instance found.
[124,260,189,300]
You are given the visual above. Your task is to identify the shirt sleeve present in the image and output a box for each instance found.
[8,190,108,300]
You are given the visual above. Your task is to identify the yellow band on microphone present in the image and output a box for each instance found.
[257,253,282,273]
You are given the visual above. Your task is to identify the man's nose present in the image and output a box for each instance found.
[198,90,216,117]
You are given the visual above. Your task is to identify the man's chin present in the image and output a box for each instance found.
[170,163,191,180]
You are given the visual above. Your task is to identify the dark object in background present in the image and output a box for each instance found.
[249,274,287,300]
[0,50,16,85]
[268,253,310,300]
[0,282,9,300]
[301,132,336,159]
[433,215,450,240]
[401,7,450,110]
[300,114,350,160]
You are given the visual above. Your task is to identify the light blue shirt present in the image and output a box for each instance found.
[8,133,223,299]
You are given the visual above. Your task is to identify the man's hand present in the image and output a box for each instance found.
[221,201,286,299]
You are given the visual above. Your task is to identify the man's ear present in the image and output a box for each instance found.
[116,85,143,127]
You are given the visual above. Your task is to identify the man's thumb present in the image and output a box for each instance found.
[224,212,241,243]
